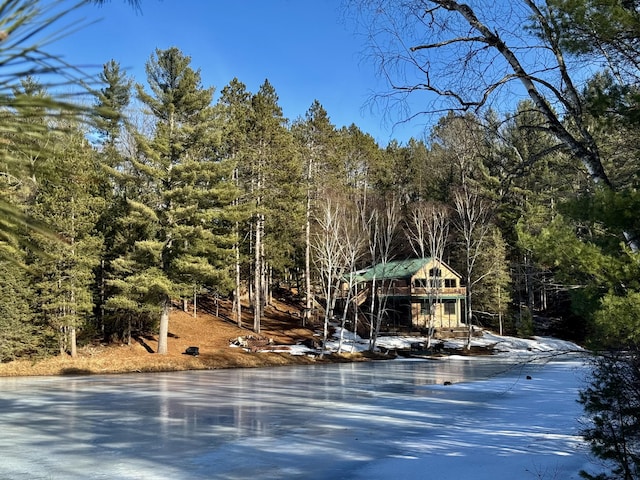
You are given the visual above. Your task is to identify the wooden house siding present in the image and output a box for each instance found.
[342,257,466,331]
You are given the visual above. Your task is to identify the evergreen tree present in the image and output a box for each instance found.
[110,47,235,354]
[0,1,97,256]
[292,100,337,326]
[336,124,385,203]
[472,226,512,335]
[92,59,133,340]
[385,138,434,205]
[28,112,104,358]
[217,78,252,327]
[487,102,579,326]
[0,258,43,361]
[244,79,303,333]
[94,59,132,150]
[580,352,640,480]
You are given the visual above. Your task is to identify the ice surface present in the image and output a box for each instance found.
[0,352,593,479]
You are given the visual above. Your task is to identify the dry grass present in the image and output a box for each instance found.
[0,298,373,377]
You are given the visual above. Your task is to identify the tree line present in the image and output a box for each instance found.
[2,43,639,362]
[0,43,627,361]
[1,1,638,366]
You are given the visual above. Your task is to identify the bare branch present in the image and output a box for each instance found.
[410,36,487,51]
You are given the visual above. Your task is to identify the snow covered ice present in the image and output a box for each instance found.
[0,335,596,479]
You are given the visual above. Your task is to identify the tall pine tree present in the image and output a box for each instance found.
[110,47,235,354]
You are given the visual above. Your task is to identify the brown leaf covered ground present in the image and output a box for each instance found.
[0,298,372,377]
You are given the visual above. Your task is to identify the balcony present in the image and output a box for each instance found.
[377,286,466,297]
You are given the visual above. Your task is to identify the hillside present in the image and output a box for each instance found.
[0,297,358,377]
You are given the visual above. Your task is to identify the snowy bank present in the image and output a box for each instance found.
[281,327,585,359]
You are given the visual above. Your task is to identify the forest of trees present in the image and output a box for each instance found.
[2,0,640,367]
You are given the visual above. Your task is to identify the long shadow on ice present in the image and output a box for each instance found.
[0,357,588,480]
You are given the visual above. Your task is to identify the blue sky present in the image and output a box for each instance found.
[51,0,429,145]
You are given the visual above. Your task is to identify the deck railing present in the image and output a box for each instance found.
[378,286,466,297]
[337,285,466,299]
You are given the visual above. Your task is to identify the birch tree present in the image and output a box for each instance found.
[337,200,367,353]
[366,195,401,351]
[453,186,494,349]
[406,201,449,347]
[353,0,639,252]
[312,198,346,353]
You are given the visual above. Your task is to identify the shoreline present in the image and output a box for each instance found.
[0,347,394,378]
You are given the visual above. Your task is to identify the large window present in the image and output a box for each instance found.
[413,279,428,288]
[444,278,457,288]
[444,300,456,315]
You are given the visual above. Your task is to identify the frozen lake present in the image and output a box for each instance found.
[0,355,592,479]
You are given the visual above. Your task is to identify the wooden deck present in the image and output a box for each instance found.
[378,286,466,297]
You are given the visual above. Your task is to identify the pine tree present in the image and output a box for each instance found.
[0,1,97,257]
[217,78,253,327]
[28,112,104,358]
[110,47,235,354]
[94,60,132,150]
[92,59,133,340]
[292,100,337,326]
[0,258,42,361]
[336,124,384,203]
[243,80,303,333]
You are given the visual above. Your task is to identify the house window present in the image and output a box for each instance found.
[444,300,456,315]
[420,302,430,315]
[413,279,428,288]
[428,268,443,288]
[444,278,457,288]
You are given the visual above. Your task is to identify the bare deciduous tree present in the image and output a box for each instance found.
[312,198,347,354]
[337,201,368,353]
[366,195,401,352]
[406,201,450,347]
[453,186,493,349]
[353,0,639,251]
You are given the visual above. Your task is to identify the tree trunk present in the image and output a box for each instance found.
[498,285,503,336]
[338,279,355,354]
[432,1,639,252]
[368,277,376,350]
[59,326,66,355]
[352,282,359,352]
[304,180,312,328]
[193,288,197,319]
[100,259,105,336]
[321,274,332,357]
[234,235,242,328]
[465,273,473,350]
[157,296,170,354]
[253,214,262,334]
[70,327,77,358]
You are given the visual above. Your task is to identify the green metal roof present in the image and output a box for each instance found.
[358,257,433,282]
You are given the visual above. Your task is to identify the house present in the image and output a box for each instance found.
[343,257,466,333]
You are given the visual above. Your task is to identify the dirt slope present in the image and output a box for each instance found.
[0,298,342,377]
